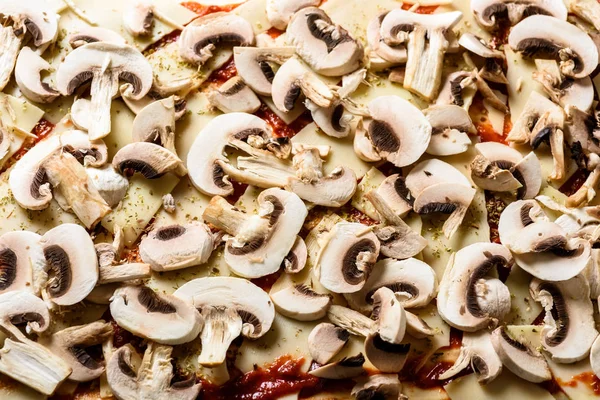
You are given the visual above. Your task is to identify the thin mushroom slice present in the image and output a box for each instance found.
[471,0,568,30]
[497,199,547,245]
[14,46,59,103]
[56,43,153,140]
[110,285,203,345]
[405,158,471,197]
[352,375,403,400]
[113,142,187,179]
[131,97,177,154]
[371,287,406,345]
[0,231,45,296]
[0,290,50,337]
[41,224,99,306]
[86,165,130,208]
[380,10,463,100]
[367,12,407,64]
[470,142,523,192]
[68,26,127,48]
[173,277,275,366]
[437,243,513,331]
[459,32,504,59]
[533,59,594,112]
[233,46,296,96]
[424,104,474,156]
[530,276,598,363]
[405,311,436,338]
[508,15,598,78]
[366,95,432,167]
[282,236,307,274]
[270,284,332,321]
[207,76,261,114]
[107,343,201,400]
[364,333,410,373]
[491,326,551,383]
[140,223,214,272]
[306,100,353,138]
[266,0,320,30]
[354,119,382,163]
[316,222,380,294]
[286,7,364,76]
[179,12,254,66]
[308,323,349,365]
[327,305,376,337]
[375,174,413,218]
[438,330,502,384]
[286,166,358,207]
[309,354,366,379]
[436,70,477,109]
[39,321,113,382]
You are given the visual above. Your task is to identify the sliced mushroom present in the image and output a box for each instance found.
[270,283,332,321]
[345,257,438,314]
[364,333,410,373]
[39,321,113,382]
[266,0,320,30]
[367,12,407,64]
[366,95,432,167]
[308,323,349,365]
[533,59,594,112]
[107,343,201,400]
[233,46,296,96]
[317,222,380,294]
[272,56,334,112]
[497,199,547,245]
[41,224,99,306]
[140,223,214,272]
[282,236,307,273]
[459,32,504,59]
[380,10,463,100]
[14,46,58,103]
[0,231,45,296]
[371,287,406,345]
[0,290,50,337]
[491,326,551,382]
[424,104,474,156]
[132,97,177,154]
[471,0,567,29]
[406,158,471,197]
[405,311,435,338]
[439,330,502,384]
[286,163,358,207]
[307,100,353,138]
[508,15,598,78]
[173,276,275,366]
[436,70,477,109]
[309,353,366,379]
[123,0,154,37]
[286,7,364,76]
[57,42,153,140]
[203,188,307,278]
[110,285,203,345]
[354,119,383,163]
[327,305,376,337]
[352,374,403,400]
[530,276,598,363]
[85,165,129,208]
[437,243,513,331]
[179,12,254,66]
[113,142,187,179]
[375,174,413,219]
[68,26,127,48]
[208,76,261,114]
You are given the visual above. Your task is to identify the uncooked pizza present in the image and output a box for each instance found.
[1,0,600,398]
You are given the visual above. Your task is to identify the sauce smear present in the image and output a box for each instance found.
[401,3,438,13]
[469,95,507,144]
[557,372,600,395]
[207,57,239,85]
[11,119,55,164]
[181,2,240,16]
[254,105,313,138]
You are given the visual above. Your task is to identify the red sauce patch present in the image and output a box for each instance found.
[559,168,589,196]
[252,270,283,292]
[181,2,240,16]
[7,119,55,170]
[143,30,181,56]
[207,57,239,85]
[201,356,322,400]
[266,27,284,39]
[254,104,313,139]
[469,95,507,144]
[539,379,567,395]
[557,372,600,395]
[401,3,438,13]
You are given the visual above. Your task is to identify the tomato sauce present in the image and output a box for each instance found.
[181,2,240,16]
[557,372,600,395]
[469,95,507,144]
[207,57,239,85]
[254,104,313,139]
[11,119,54,161]
[401,3,438,14]
[559,168,589,196]
[266,27,284,39]
[252,270,282,292]
[144,30,181,55]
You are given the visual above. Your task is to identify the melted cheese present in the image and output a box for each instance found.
[445,370,555,399]
[351,166,386,220]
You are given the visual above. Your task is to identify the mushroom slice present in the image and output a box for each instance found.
[366,95,432,167]
[272,57,334,112]
[508,91,565,145]
[413,183,476,239]
[132,97,177,154]
[405,158,471,197]
[367,12,407,64]
[173,276,275,366]
[207,76,261,114]
[68,26,127,48]
[471,0,567,29]
[436,70,477,108]
[14,46,58,103]
[352,374,403,400]
[508,15,598,78]
[308,323,349,365]
[327,305,376,337]
[380,10,463,100]
[437,243,513,331]
[203,189,307,278]
[187,112,273,196]
[39,321,113,382]
[0,231,45,295]
[317,222,380,294]
[140,223,214,272]
[533,59,594,112]
[306,100,352,138]
[123,0,154,37]
[491,326,551,383]
[345,258,438,314]
[0,290,50,337]
[266,0,320,30]
[530,276,598,363]
[438,330,502,384]
[309,354,365,379]
[364,333,410,373]
[270,284,332,321]
[113,142,187,179]
[405,311,435,338]
[282,236,307,273]
[459,32,504,59]
[424,104,474,156]
[371,287,406,345]
[86,165,129,208]
[56,42,153,140]
[354,119,382,163]
[41,224,99,306]
[107,343,201,400]
[376,174,413,218]
[286,7,364,76]
[287,166,357,207]
[497,199,547,245]
[179,12,254,66]
[110,285,203,345]
[233,46,296,96]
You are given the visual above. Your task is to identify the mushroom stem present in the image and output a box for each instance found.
[198,306,243,366]
[88,63,119,140]
[548,129,566,181]
[98,263,151,284]
[327,305,376,337]
[567,164,600,207]
[0,26,22,91]
[202,196,250,236]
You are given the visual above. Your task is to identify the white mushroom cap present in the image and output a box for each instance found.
[282,236,307,273]
[40,223,99,306]
[179,12,255,65]
[207,76,261,114]
[287,165,358,207]
[68,26,127,48]
[458,33,504,58]
[367,12,407,64]
[471,0,568,29]
[309,353,366,378]
[424,104,474,156]
[367,95,432,167]
[85,165,129,208]
[266,0,320,30]
[1,0,58,47]
[112,142,187,179]
[233,46,296,96]
[140,223,214,272]
[0,231,45,296]
[123,0,154,37]
[497,199,547,245]
[508,15,598,78]
[131,97,177,154]
[375,174,413,218]
[591,327,600,379]
[371,287,406,345]
[306,100,353,139]
[14,46,58,103]
[110,285,203,345]
[0,290,50,337]
[352,375,403,400]
[308,323,349,364]
[317,222,381,294]
[270,284,332,321]
[363,333,410,373]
